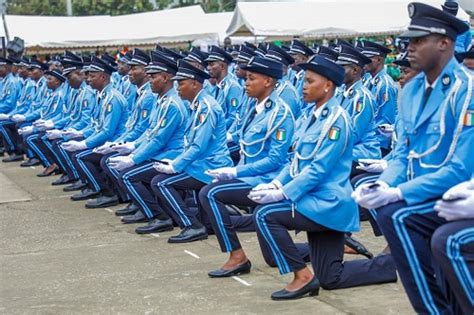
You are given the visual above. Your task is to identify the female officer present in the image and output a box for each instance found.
[248,55,397,300]
[199,56,294,277]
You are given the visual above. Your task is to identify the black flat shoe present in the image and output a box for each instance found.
[63,181,87,192]
[52,174,74,186]
[2,154,24,162]
[85,195,119,208]
[71,188,100,201]
[121,210,148,224]
[168,226,208,243]
[208,260,251,278]
[115,203,139,216]
[135,218,174,234]
[271,277,320,301]
[20,158,40,167]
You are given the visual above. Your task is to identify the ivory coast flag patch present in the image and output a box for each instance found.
[231,98,238,107]
[160,118,167,128]
[464,110,474,127]
[199,113,206,123]
[276,128,286,141]
[142,110,148,118]
[355,101,364,113]
[107,104,112,112]
[328,127,340,141]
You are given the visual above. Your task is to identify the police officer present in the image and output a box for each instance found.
[288,39,314,96]
[111,51,189,231]
[1,57,35,162]
[247,55,396,300]
[353,3,473,313]
[182,47,215,96]
[441,1,472,56]
[458,46,474,71]
[116,52,137,111]
[360,39,398,155]
[149,60,232,243]
[205,45,243,129]
[199,56,294,277]
[61,56,126,202]
[0,57,21,118]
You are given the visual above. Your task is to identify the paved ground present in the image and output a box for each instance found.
[0,160,414,314]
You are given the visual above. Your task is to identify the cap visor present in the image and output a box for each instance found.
[171,74,190,81]
[399,30,430,38]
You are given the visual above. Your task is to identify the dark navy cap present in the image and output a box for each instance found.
[311,43,319,54]
[101,53,117,68]
[89,56,116,75]
[240,56,283,80]
[0,57,13,65]
[337,44,372,67]
[62,60,83,76]
[314,46,339,62]
[393,51,411,67]
[456,46,474,61]
[333,38,352,53]
[258,42,269,53]
[442,1,458,16]
[146,51,178,75]
[235,45,255,64]
[183,47,208,67]
[299,55,345,87]
[289,39,314,57]
[127,48,150,66]
[254,47,267,58]
[161,47,185,61]
[266,45,295,66]
[401,2,469,41]
[360,40,392,58]
[243,42,257,50]
[19,56,30,67]
[205,45,233,64]
[45,69,67,82]
[28,59,48,71]
[62,50,81,63]
[172,60,210,83]
[9,56,21,65]
[118,52,132,64]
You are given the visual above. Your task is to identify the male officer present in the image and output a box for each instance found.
[288,39,314,95]
[110,51,189,231]
[353,3,473,313]
[1,57,35,162]
[61,56,126,202]
[149,60,232,243]
[182,47,215,96]
[116,52,137,112]
[79,48,154,208]
[205,45,243,129]
[0,57,21,118]
[360,40,398,155]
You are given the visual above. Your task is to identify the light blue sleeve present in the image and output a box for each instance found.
[85,100,123,148]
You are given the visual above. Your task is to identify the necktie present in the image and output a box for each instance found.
[421,86,433,107]
[306,112,317,130]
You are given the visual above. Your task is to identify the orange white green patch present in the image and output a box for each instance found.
[142,110,148,118]
[160,118,167,128]
[464,110,474,127]
[107,104,112,112]
[328,127,340,141]
[199,113,206,123]
[355,102,363,113]
[231,98,238,107]
[276,129,286,141]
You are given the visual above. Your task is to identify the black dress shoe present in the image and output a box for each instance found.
[344,235,374,259]
[37,164,59,177]
[52,174,74,186]
[208,260,252,278]
[135,218,174,234]
[63,181,87,192]
[271,277,320,301]
[20,158,40,167]
[115,203,139,216]
[168,226,208,243]
[2,154,24,162]
[85,195,119,208]
[71,188,100,201]
[121,210,148,224]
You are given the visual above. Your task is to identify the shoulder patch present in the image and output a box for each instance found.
[442,74,450,86]
[231,98,238,107]
[199,113,207,123]
[142,110,148,118]
[328,127,340,141]
[276,128,287,141]
[464,110,474,127]
[265,99,273,109]
[355,101,364,113]
[160,118,167,128]
[107,104,113,112]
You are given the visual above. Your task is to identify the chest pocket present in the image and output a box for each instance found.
[425,121,441,134]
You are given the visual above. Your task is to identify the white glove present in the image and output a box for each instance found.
[62,140,87,152]
[253,180,283,192]
[206,167,237,182]
[0,113,9,120]
[93,142,115,154]
[11,114,26,123]
[248,188,285,204]
[108,156,135,171]
[442,179,474,201]
[434,193,474,221]
[226,132,233,143]
[43,120,55,130]
[62,128,83,138]
[353,183,402,209]
[113,142,136,154]
[378,124,394,138]
[153,161,176,174]
[357,159,388,173]
[46,129,62,140]
[18,126,34,136]
[32,119,45,127]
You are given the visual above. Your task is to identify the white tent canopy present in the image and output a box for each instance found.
[1,6,223,49]
[226,0,471,39]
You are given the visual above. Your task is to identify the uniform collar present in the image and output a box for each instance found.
[137,81,150,96]
[190,89,205,110]
[343,80,362,98]
[255,96,270,114]
[158,86,175,103]
[370,67,387,85]
[216,74,230,89]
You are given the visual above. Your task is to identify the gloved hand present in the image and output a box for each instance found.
[253,180,282,192]
[62,128,83,139]
[18,126,34,136]
[442,179,474,201]
[32,119,45,127]
[378,124,394,138]
[357,159,388,173]
[435,193,474,221]
[153,161,176,174]
[248,188,285,204]
[0,113,9,120]
[108,156,135,171]
[46,129,63,140]
[113,142,135,154]
[61,140,87,152]
[43,120,54,130]
[11,114,26,123]
[353,182,402,209]
[93,142,115,154]
[206,167,237,182]
[226,132,233,143]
